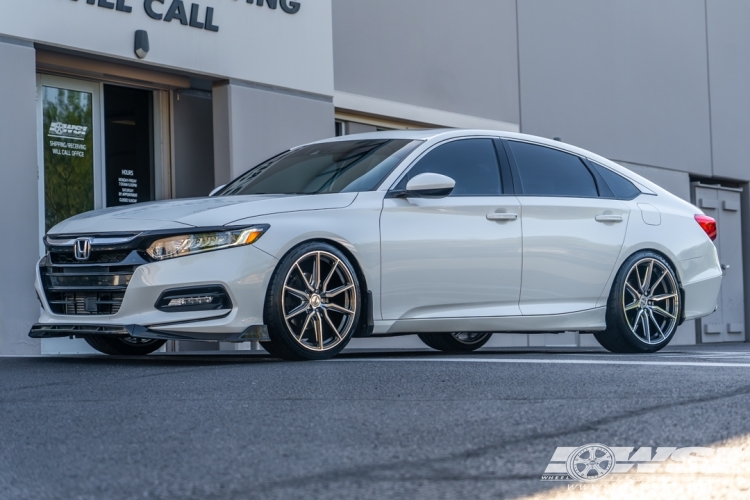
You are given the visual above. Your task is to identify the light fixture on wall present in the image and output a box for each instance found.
[134,30,150,59]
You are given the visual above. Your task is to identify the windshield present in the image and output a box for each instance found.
[216,139,421,196]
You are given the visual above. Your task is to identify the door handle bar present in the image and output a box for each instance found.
[487,213,518,221]
[595,214,623,222]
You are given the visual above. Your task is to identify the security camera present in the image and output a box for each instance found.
[134,30,149,59]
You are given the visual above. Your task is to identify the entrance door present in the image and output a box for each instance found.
[103,85,156,206]
[38,75,103,240]
[693,183,745,343]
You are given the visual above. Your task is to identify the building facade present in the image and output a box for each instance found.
[1,0,747,354]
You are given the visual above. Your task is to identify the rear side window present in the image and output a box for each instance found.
[507,141,598,197]
[396,138,502,196]
[591,162,641,200]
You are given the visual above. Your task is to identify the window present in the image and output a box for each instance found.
[591,162,641,200]
[508,141,598,198]
[395,139,502,196]
[217,139,420,196]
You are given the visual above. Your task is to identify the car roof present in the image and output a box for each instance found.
[307,129,665,196]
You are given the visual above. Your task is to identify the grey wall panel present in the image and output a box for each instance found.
[173,92,215,198]
[0,41,40,354]
[213,83,335,185]
[706,0,750,181]
[518,0,712,175]
[332,0,519,124]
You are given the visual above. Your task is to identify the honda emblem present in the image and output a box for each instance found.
[74,238,92,261]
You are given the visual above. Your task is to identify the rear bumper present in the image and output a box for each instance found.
[682,273,723,321]
[29,323,270,342]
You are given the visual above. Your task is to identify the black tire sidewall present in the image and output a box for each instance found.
[84,336,166,356]
[606,251,681,353]
[418,332,492,352]
[264,242,362,361]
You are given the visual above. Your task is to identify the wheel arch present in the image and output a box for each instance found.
[605,246,686,325]
[262,237,371,326]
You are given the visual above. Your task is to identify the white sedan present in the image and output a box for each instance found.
[30,130,722,360]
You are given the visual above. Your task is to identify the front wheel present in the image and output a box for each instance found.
[264,242,362,361]
[84,336,166,356]
[595,251,681,353]
[418,332,493,352]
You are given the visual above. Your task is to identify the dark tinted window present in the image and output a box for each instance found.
[217,139,420,196]
[508,141,598,197]
[592,162,641,200]
[395,139,502,196]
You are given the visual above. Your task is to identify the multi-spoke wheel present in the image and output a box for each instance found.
[418,332,492,352]
[264,242,361,360]
[595,251,681,353]
[84,336,166,356]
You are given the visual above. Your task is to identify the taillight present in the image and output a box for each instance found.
[695,214,717,241]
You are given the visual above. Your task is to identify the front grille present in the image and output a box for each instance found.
[41,250,145,316]
[51,252,129,265]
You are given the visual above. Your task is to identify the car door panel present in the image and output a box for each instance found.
[380,196,522,320]
[518,197,629,315]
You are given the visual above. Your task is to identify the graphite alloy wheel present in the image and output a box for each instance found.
[595,251,681,353]
[264,242,361,361]
[418,332,493,352]
[84,336,166,356]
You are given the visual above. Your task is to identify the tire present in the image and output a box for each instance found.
[418,332,493,352]
[259,341,286,358]
[84,336,166,356]
[264,242,362,361]
[594,251,681,354]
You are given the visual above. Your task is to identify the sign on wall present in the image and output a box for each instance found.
[42,87,94,231]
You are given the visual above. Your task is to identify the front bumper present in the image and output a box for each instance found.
[32,245,278,341]
[28,323,270,342]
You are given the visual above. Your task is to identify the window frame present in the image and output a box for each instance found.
[500,139,610,199]
[386,136,513,198]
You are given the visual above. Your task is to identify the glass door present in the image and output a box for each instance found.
[37,75,103,239]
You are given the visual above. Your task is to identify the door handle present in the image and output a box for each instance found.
[595,214,623,223]
[487,212,518,221]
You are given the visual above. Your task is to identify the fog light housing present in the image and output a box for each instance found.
[155,286,232,312]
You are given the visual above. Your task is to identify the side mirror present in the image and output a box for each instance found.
[402,173,455,198]
[209,184,226,197]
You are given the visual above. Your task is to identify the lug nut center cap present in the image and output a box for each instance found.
[310,295,322,308]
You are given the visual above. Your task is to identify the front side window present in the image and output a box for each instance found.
[217,139,420,196]
[394,139,502,196]
[508,141,598,198]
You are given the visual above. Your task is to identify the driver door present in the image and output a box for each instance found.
[380,138,523,320]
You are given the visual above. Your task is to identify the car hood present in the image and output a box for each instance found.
[48,194,359,235]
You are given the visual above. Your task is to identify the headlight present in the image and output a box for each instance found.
[146,227,267,261]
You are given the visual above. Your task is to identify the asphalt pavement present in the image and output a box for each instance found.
[3,343,750,499]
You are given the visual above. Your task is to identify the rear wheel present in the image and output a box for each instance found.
[418,332,492,352]
[595,251,681,353]
[264,242,362,361]
[84,336,166,356]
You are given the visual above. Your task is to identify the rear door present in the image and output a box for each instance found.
[503,140,630,315]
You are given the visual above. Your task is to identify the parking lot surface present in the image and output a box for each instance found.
[2,343,750,499]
